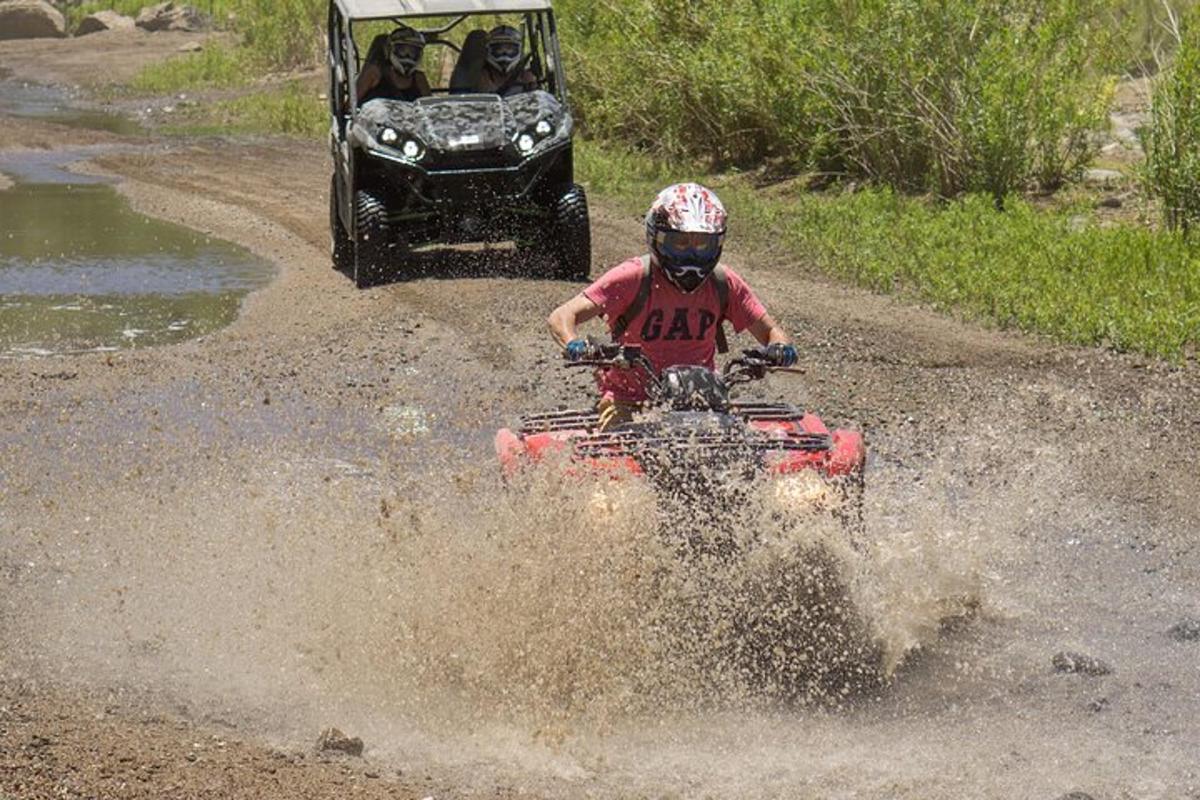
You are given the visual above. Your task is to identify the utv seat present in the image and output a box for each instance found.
[449,30,488,94]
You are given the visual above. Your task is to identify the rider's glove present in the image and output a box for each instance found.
[563,338,593,362]
[764,343,798,367]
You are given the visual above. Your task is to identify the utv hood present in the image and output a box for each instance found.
[354,91,569,158]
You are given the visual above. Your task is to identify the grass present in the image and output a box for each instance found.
[577,143,1200,358]
[129,45,250,93]
[162,81,327,138]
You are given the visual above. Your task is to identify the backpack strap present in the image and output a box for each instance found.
[711,264,730,354]
[610,255,653,341]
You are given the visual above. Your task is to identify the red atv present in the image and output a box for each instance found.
[496,345,866,549]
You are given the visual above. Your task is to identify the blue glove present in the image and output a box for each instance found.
[765,343,798,367]
[564,338,592,362]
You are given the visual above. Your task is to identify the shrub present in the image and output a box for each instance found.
[1143,4,1200,233]
[557,0,1122,200]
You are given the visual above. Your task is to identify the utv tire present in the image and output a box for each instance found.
[354,189,390,289]
[330,175,354,274]
[550,184,591,281]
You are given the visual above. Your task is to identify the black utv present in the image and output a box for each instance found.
[327,0,590,287]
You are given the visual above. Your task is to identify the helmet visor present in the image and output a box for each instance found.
[489,42,521,62]
[391,42,423,63]
[654,230,723,263]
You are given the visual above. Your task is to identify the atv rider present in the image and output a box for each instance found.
[476,24,539,96]
[548,183,797,415]
[356,25,432,103]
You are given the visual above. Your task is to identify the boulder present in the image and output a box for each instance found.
[0,0,67,40]
[135,2,207,32]
[75,9,135,35]
[315,727,363,757]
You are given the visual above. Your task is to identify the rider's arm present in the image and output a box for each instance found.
[414,71,432,98]
[748,312,791,346]
[356,63,381,102]
[548,293,603,347]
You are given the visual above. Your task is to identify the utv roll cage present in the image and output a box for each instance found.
[327,0,591,287]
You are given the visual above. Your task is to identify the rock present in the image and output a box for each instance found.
[0,0,67,40]
[1097,196,1122,209]
[1168,619,1200,642]
[135,2,207,32]
[75,9,135,35]
[1083,168,1124,187]
[1052,651,1112,676]
[177,40,202,52]
[1056,793,1095,800]
[315,727,363,757]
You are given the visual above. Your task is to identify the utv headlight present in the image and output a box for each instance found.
[380,127,399,145]
[535,119,552,136]
[401,140,422,159]
[517,133,535,154]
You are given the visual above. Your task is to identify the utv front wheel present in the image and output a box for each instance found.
[354,189,390,288]
[551,184,591,281]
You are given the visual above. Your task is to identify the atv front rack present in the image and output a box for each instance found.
[572,430,833,459]
[518,402,813,435]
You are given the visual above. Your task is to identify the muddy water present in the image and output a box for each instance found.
[0,152,271,356]
[0,77,143,136]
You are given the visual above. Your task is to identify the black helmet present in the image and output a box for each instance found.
[486,24,523,75]
[387,25,425,76]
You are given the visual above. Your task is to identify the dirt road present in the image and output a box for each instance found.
[3,30,1200,800]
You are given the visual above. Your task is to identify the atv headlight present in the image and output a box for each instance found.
[380,127,399,145]
[517,133,535,154]
[401,140,422,159]
[535,119,552,136]
[774,471,836,513]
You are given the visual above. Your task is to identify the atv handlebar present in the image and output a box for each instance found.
[565,344,801,384]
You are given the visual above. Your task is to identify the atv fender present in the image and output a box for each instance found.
[828,429,866,476]
[495,428,528,476]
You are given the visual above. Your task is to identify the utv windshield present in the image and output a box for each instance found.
[342,10,565,103]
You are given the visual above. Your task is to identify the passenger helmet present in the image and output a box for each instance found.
[645,183,728,293]
[486,24,524,75]
[387,25,425,76]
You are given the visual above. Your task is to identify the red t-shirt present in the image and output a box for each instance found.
[583,257,768,402]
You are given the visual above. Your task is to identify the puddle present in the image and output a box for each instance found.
[0,78,144,136]
[0,151,273,357]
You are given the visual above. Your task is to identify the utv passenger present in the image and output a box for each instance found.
[356,25,432,103]
[476,24,539,96]
[548,183,797,421]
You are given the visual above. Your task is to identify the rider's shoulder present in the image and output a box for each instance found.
[600,256,650,282]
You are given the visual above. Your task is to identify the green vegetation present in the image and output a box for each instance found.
[558,0,1123,202]
[578,143,1200,358]
[130,44,249,92]
[1144,4,1200,233]
[163,81,326,137]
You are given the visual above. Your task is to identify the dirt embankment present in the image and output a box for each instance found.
[3,31,1200,800]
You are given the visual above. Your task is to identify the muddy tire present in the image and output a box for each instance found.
[353,189,390,289]
[550,184,591,282]
[330,175,354,274]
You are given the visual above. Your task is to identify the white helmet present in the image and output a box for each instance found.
[644,183,728,293]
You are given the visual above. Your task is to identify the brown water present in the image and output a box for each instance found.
[0,151,272,356]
